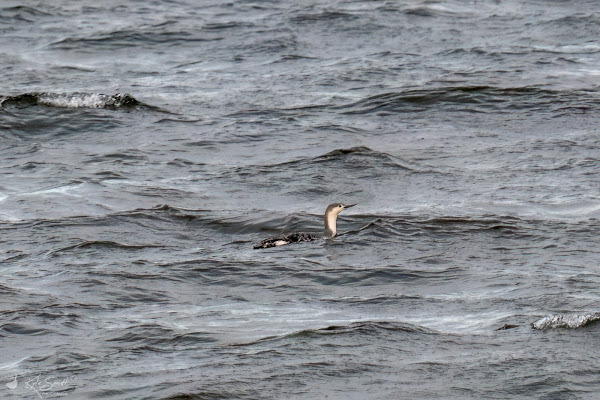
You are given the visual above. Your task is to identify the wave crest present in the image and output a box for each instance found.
[0,92,162,111]
[532,313,600,330]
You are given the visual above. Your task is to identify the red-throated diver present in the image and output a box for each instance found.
[253,203,355,249]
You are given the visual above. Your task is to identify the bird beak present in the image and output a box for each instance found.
[344,204,356,209]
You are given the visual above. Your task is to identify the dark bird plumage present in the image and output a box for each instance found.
[253,232,317,249]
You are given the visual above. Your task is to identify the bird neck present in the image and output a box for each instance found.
[324,211,338,238]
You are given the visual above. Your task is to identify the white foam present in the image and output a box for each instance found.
[0,357,29,371]
[0,212,22,222]
[532,313,600,330]
[531,200,600,219]
[38,93,107,108]
[534,43,600,54]
[26,183,85,197]
[408,311,515,334]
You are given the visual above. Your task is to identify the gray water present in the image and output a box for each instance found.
[1,1,600,399]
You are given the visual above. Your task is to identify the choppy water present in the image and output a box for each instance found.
[1,1,600,399]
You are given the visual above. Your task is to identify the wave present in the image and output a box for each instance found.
[228,147,422,180]
[293,320,432,335]
[222,85,600,119]
[0,5,51,23]
[406,215,526,233]
[536,14,599,32]
[332,86,600,115]
[106,323,217,346]
[343,214,537,243]
[302,146,416,171]
[0,92,171,112]
[403,4,475,18]
[232,320,433,347]
[203,21,256,31]
[47,29,222,50]
[290,10,359,24]
[533,43,600,55]
[532,313,600,330]
[50,240,164,255]
[0,322,53,336]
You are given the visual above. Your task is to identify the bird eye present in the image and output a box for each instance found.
[338,204,343,208]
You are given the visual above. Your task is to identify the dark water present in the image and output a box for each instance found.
[1,1,600,399]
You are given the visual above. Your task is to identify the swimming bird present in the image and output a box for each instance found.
[253,203,356,249]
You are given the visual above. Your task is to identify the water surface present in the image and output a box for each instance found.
[1,1,600,399]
